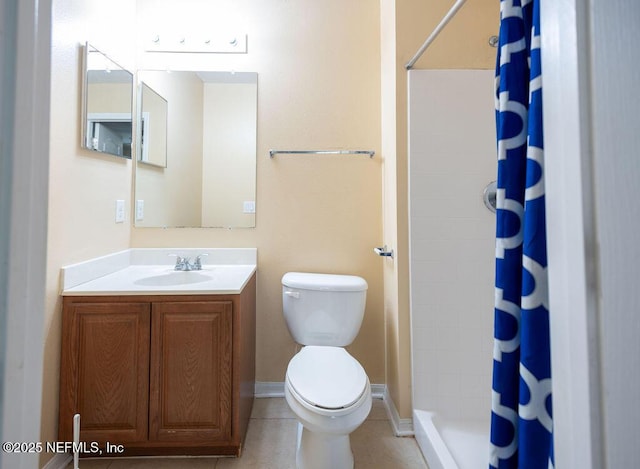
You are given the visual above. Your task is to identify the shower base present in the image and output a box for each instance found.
[413,410,488,469]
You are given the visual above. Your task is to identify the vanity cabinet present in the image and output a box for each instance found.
[58,273,256,457]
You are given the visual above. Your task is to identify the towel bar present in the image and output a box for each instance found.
[269,149,375,158]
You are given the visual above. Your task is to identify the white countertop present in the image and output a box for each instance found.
[61,248,257,296]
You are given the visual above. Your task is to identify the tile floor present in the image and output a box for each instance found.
[67,398,429,469]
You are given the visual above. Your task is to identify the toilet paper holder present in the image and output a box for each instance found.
[373,246,394,258]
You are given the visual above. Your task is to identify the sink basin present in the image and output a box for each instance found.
[134,271,214,287]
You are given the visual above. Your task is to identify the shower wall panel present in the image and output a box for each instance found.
[408,70,496,422]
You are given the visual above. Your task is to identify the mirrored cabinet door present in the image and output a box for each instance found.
[82,43,134,158]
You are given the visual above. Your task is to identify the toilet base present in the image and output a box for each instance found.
[296,422,354,469]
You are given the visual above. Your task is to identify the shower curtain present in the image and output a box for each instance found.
[490,0,553,468]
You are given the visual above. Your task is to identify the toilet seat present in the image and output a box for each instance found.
[286,346,368,410]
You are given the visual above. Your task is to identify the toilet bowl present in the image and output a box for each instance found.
[284,346,372,469]
[281,272,371,469]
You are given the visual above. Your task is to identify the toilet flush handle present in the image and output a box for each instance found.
[284,290,300,299]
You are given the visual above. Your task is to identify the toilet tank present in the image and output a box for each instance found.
[282,272,368,347]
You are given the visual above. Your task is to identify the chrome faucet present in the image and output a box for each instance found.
[170,253,208,271]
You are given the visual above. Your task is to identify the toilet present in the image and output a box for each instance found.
[282,272,372,469]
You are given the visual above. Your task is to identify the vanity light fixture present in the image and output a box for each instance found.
[145,32,247,53]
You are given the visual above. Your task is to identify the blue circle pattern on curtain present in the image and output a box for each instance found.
[490,0,553,468]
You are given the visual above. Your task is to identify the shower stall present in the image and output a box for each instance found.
[408,69,496,469]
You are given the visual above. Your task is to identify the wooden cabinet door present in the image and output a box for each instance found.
[60,301,151,443]
[149,301,233,442]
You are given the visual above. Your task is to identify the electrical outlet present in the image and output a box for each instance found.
[243,201,256,214]
[136,200,144,221]
[115,200,125,223]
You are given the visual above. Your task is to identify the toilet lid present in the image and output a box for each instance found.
[287,346,368,410]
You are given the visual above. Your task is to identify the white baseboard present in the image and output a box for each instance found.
[254,381,285,397]
[382,387,414,437]
[42,453,72,469]
[255,381,386,400]
[369,383,385,399]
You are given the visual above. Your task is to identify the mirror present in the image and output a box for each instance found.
[81,43,133,158]
[138,82,168,167]
[134,70,257,228]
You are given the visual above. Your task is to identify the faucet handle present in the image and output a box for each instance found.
[193,253,209,270]
[168,254,185,270]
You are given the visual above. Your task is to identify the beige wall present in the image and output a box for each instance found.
[380,0,407,422]
[381,0,498,419]
[42,0,137,465]
[399,0,498,70]
[132,0,384,385]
